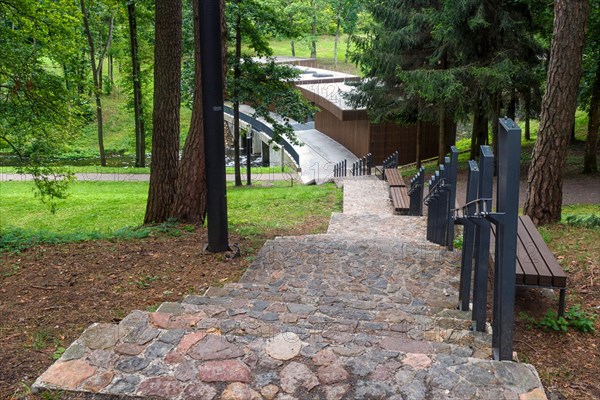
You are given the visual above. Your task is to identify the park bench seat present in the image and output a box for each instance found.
[390,186,409,215]
[490,215,567,314]
[384,168,406,187]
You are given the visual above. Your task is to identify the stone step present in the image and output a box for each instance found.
[32,310,545,400]
[326,212,432,245]
[174,295,489,351]
[242,238,461,311]
[204,282,458,318]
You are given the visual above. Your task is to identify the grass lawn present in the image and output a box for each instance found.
[0,180,342,251]
[0,165,296,175]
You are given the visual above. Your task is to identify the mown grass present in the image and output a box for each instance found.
[399,110,590,178]
[0,165,296,175]
[0,180,342,251]
[262,35,359,75]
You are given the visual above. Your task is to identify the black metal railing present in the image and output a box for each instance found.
[452,118,521,361]
[423,146,459,249]
[408,166,425,216]
[333,159,347,177]
[351,153,373,176]
[223,105,300,165]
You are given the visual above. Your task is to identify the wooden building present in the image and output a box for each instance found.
[296,79,455,165]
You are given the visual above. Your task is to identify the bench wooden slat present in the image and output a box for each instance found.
[488,216,566,288]
[390,186,409,214]
[491,224,526,284]
[385,168,406,187]
[520,216,567,287]
[517,218,553,286]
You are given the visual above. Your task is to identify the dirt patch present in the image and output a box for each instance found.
[513,225,600,399]
[0,228,255,399]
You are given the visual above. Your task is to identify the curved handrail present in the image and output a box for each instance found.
[223,105,300,165]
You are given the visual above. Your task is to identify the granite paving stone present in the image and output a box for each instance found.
[32,176,548,399]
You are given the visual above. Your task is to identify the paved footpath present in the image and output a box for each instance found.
[32,176,547,399]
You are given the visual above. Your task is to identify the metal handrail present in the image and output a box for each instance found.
[422,178,446,203]
[223,105,300,165]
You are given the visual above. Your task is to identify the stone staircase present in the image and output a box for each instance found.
[32,177,547,399]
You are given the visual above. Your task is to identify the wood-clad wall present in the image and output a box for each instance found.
[314,107,456,165]
[314,110,371,157]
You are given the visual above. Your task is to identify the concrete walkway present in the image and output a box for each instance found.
[293,126,357,184]
[32,175,547,399]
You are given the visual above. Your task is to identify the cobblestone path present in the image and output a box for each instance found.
[32,176,547,399]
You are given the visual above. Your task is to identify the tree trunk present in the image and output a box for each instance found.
[108,54,114,85]
[98,32,103,92]
[128,1,146,168]
[333,0,341,69]
[233,8,243,187]
[583,59,600,173]
[438,106,446,164]
[310,0,317,59]
[470,105,488,160]
[523,0,589,225]
[80,0,107,166]
[171,0,206,224]
[491,92,501,171]
[524,88,531,140]
[507,88,516,120]
[290,16,296,57]
[416,98,422,168]
[145,0,182,224]
[345,33,351,63]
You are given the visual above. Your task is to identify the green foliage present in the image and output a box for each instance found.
[537,305,596,334]
[131,275,159,289]
[1,181,342,251]
[453,234,463,250]
[537,310,569,332]
[0,0,87,211]
[52,346,66,360]
[563,214,600,228]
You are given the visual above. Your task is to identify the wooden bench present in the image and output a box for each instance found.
[490,215,567,316]
[383,168,409,214]
[390,186,409,214]
[384,168,406,187]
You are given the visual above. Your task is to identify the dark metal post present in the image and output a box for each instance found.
[426,177,435,241]
[436,164,447,246]
[246,130,252,186]
[446,147,459,250]
[491,118,521,361]
[472,146,494,331]
[199,0,229,252]
[458,160,479,311]
[417,167,425,216]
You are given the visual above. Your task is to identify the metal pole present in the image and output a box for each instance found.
[472,145,493,331]
[491,118,521,361]
[246,130,251,185]
[458,160,479,311]
[446,147,459,250]
[199,0,229,252]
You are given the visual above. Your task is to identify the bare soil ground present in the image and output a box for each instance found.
[513,223,600,400]
[0,228,263,399]
[1,171,598,398]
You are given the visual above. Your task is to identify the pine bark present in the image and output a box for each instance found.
[80,0,108,166]
[470,105,488,159]
[438,106,446,164]
[171,0,207,224]
[145,0,182,224]
[523,0,590,224]
[583,60,600,173]
[128,1,146,168]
